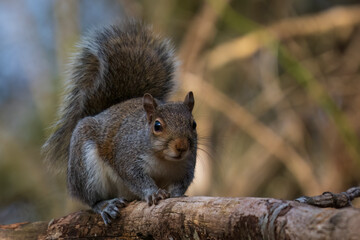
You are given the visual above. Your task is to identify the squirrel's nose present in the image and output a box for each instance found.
[174,138,189,153]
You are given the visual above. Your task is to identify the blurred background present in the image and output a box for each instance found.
[1,0,360,224]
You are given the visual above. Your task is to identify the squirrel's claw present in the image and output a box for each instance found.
[146,189,170,206]
[93,198,127,225]
[100,211,112,226]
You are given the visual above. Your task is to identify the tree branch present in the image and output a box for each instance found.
[1,196,360,239]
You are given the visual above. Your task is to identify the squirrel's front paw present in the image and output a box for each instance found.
[146,189,170,206]
[93,198,127,225]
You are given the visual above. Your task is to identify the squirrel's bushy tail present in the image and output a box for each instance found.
[42,21,177,169]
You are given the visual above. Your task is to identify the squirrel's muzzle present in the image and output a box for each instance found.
[163,137,190,161]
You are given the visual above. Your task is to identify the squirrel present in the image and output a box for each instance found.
[42,21,197,225]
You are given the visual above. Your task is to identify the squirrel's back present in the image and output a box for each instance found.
[42,21,178,168]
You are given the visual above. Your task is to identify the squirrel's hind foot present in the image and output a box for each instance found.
[92,198,127,225]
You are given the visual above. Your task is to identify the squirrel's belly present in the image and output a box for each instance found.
[143,155,187,188]
[82,140,138,201]
[113,177,139,201]
[101,162,139,201]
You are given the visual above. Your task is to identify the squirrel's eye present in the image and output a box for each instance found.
[192,120,197,130]
[154,120,162,132]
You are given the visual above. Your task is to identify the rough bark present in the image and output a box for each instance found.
[0,196,359,240]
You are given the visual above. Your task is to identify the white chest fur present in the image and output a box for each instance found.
[141,154,187,189]
[83,140,138,200]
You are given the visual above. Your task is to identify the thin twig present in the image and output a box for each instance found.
[295,186,360,208]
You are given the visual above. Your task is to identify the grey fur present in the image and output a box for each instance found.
[68,97,197,224]
[67,98,197,202]
[42,22,197,224]
[42,21,177,169]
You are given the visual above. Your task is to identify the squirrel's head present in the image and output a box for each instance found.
[143,92,197,162]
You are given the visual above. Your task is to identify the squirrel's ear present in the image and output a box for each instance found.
[184,91,194,112]
[143,93,157,123]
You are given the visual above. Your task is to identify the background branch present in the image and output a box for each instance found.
[208,5,360,69]
[183,73,322,195]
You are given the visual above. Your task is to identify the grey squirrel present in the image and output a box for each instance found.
[42,21,197,225]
